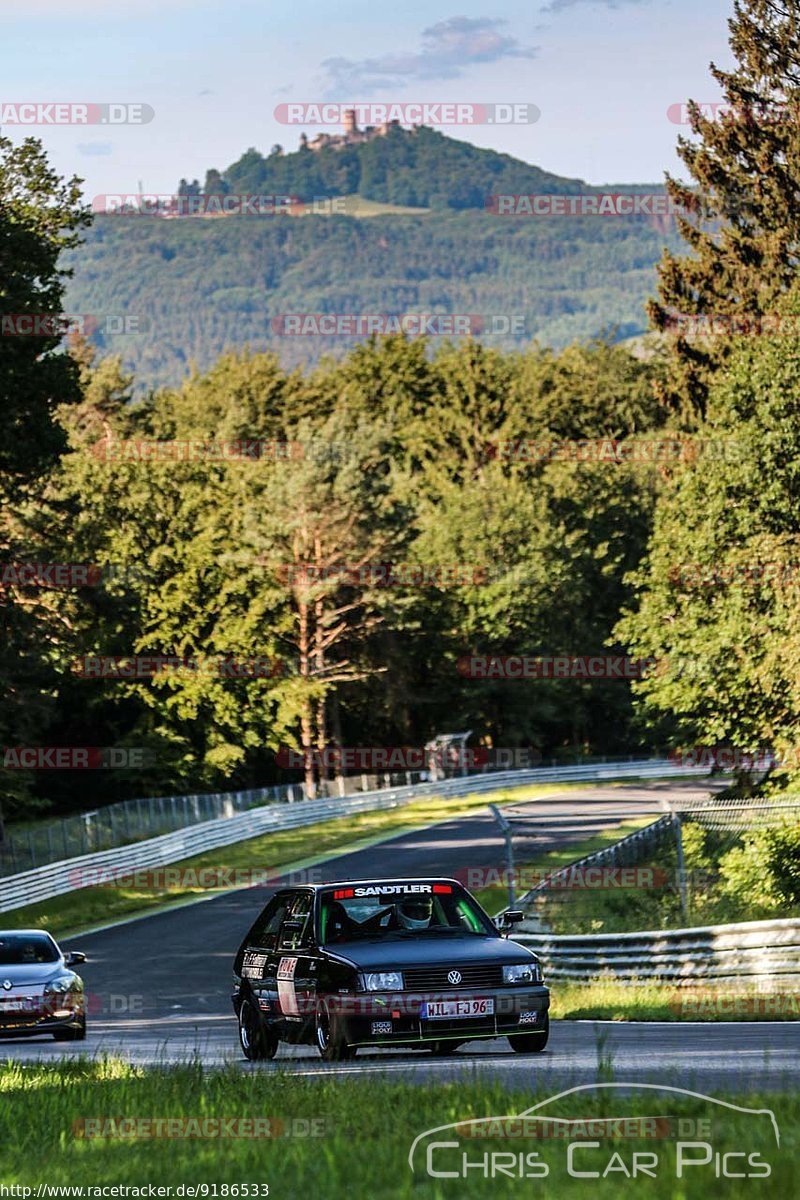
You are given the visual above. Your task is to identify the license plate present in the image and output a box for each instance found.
[421,998,494,1020]
[0,999,34,1013]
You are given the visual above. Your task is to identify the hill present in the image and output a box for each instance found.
[211,124,587,210]
[63,129,684,389]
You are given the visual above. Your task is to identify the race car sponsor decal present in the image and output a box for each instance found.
[340,884,450,898]
[241,950,268,978]
[277,956,300,1017]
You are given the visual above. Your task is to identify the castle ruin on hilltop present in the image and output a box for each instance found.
[304,109,404,152]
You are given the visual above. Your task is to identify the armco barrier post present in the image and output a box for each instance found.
[673,811,689,919]
[489,803,516,910]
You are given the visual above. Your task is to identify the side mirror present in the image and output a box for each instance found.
[498,910,524,936]
[65,950,86,965]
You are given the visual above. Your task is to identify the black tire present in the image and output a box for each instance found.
[238,998,278,1061]
[315,999,356,1062]
[508,1013,549,1053]
[53,1016,86,1042]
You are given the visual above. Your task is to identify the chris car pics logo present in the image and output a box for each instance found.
[408,1084,779,1181]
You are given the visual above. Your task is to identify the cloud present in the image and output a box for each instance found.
[76,142,113,156]
[320,17,538,98]
[543,0,650,11]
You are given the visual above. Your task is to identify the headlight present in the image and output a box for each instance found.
[362,971,403,992]
[503,963,540,985]
[44,975,76,995]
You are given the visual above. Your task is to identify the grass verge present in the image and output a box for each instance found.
[6,782,590,940]
[0,1060,793,1197]
[550,979,800,1021]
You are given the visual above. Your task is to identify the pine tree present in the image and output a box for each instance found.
[650,0,800,420]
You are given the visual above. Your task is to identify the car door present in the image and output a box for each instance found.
[235,891,295,1016]
[273,890,318,1030]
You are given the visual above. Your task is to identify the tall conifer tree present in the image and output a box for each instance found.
[650,0,800,418]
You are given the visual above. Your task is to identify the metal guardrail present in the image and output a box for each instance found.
[512,794,800,985]
[514,918,800,987]
[0,752,680,876]
[0,757,709,913]
[0,779,372,877]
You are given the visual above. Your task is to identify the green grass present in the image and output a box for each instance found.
[0,1060,793,1196]
[310,193,431,217]
[550,979,800,1021]
[6,782,589,940]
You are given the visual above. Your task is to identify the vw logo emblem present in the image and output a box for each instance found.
[447,970,462,985]
[2,980,11,991]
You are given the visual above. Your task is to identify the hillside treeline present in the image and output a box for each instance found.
[63,209,682,391]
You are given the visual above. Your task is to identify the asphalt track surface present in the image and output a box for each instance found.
[2,780,797,1090]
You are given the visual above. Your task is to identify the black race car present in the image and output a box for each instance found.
[0,930,87,1040]
[232,877,549,1060]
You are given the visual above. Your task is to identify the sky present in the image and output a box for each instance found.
[0,0,737,200]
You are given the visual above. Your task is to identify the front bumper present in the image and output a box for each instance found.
[0,995,84,1038]
[332,985,550,1047]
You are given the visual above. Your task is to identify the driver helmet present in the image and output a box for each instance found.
[397,897,434,930]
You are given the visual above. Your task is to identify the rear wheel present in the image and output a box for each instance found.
[315,999,356,1062]
[238,998,278,1061]
[508,1013,549,1053]
[52,1016,86,1042]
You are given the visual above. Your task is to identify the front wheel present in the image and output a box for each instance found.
[508,1013,549,1053]
[315,1000,356,1062]
[239,998,278,1061]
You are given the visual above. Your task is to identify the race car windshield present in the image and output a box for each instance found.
[0,934,59,964]
[319,887,495,943]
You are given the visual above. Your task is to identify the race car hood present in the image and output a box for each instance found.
[324,935,537,972]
